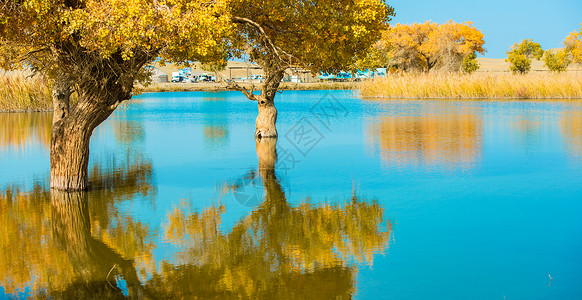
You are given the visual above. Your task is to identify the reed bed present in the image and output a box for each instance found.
[0,72,53,111]
[359,72,582,99]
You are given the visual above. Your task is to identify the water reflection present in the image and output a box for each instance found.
[367,112,482,170]
[561,111,582,162]
[202,97,230,152]
[0,112,51,149]
[162,138,391,298]
[1,138,391,298]
[0,178,156,297]
[0,133,157,297]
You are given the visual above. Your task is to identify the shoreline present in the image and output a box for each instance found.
[134,81,357,93]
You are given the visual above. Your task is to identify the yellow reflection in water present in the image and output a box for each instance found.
[0,112,52,149]
[0,138,390,298]
[0,150,157,297]
[367,113,482,170]
[561,111,582,162]
[202,96,230,151]
[159,139,391,298]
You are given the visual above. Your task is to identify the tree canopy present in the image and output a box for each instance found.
[226,0,393,75]
[543,49,571,72]
[506,39,544,74]
[564,24,582,64]
[377,20,485,72]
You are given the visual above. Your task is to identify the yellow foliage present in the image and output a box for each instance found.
[565,24,582,64]
[382,20,485,72]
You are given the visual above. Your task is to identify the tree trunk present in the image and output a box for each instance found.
[51,77,72,124]
[50,92,119,191]
[255,70,285,139]
[47,44,151,191]
[255,96,278,139]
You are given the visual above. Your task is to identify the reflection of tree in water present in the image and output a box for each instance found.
[0,149,157,297]
[0,112,52,149]
[157,138,391,298]
[561,111,582,162]
[367,112,482,170]
[1,137,390,298]
[201,96,230,151]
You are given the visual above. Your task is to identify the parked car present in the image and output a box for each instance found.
[171,75,185,83]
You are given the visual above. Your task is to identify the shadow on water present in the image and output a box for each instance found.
[0,137,391,298]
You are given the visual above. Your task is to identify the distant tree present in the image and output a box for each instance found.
[226,0,394,138]
[0,1,231,190]
[506,39,544,74]
[564,25,582,64]
[543,49,571,72]
[382,21,485,72]
[462,52,480,74]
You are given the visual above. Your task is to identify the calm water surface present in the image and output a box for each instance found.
[1,91,581,299]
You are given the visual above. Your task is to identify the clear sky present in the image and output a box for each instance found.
[386,0,582,58]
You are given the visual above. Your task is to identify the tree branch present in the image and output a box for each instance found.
[225,80,258,101]
[231,16,305,71]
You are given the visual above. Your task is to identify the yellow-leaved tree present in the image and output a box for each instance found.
[0,0,231,190]
[381,20,485,72]
[564,24,582,64]
[224,0,394,138]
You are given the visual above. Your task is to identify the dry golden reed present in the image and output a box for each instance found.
[359,72,582,99]
[0,72,53,111]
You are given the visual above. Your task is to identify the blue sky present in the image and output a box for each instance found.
[387,0,582,58]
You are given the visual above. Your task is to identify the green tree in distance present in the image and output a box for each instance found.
[462,52,480,74]
[543,49,571,72]
[506,39,544,74]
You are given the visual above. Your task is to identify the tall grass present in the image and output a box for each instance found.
[0,72,53,112]
[360,72,582,99]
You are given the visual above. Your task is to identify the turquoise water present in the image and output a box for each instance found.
[1,90,581,299]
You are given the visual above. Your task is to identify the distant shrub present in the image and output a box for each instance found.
[462,52,480,74]
[543,50,571,72]
[506,39,544,74]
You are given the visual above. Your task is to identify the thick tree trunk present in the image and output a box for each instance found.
[47,43,151,191]
[50,118,93,190]
[255,97,278,139]
[50,92,119,191]
[51,78,72,124]
[255,70,285,139]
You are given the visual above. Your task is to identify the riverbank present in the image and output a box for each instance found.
[360,72,582,99]
[0,73,356,112]
[4,71,582,112]
[134,81,356,93]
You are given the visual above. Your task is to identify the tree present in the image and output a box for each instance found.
[564,24,582,64]
[0,0,231,190]
[462,52,480,74]
[382,21,485,72]
[506,39,544,74]
[225,0,394,138]
[543,49,571,72]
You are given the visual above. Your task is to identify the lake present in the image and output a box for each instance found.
[1,90,581,299]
